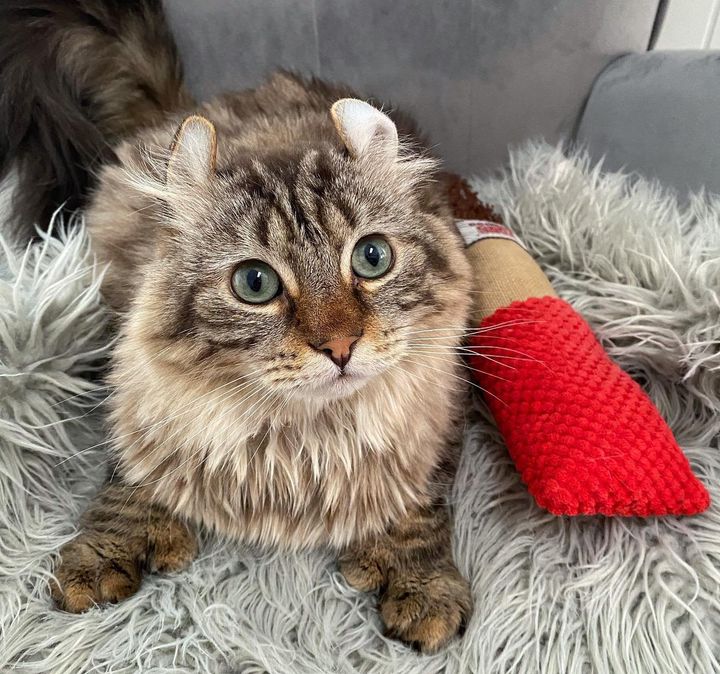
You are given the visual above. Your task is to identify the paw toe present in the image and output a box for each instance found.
[339,556,385,592]
[51,576,96,613]
[51,540,142,613]
[380,571,472,653]
[151,522,198,573]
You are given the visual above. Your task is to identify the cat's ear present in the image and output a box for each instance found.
[331,99,398,160]
[166,115,217,187]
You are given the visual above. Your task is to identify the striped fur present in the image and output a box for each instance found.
[26,11,474,651]
[51,482,197,613]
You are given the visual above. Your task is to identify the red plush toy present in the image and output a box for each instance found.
[446,177,709,516]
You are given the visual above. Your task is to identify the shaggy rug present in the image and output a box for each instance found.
[1,143,719,673]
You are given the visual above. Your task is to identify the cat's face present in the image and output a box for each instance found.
[140,102,470,401]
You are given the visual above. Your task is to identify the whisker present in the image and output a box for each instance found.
[402,351,510,382]
[233,392,293,479]
[123,383,279,500]
[408,343,520,357]
[402,319,542,336]
[388,362,458,395]
[465,344,551,371]
[409,339,543,357]
[153,378,273,466]
[108,372,266,484]
[55,368,263,466]
[405,347,518,371]
[401,356,507,407]
[109,369,265,472]
[408,342,540,360]
[408,342,552,375]
[402,328,541,345]
[118,384,274,512]
[49,336,187,409]
[47,385,112,410]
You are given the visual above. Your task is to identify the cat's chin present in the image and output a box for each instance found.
[297,371,372,401]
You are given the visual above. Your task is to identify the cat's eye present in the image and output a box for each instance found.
[231,260,281,304]
[351,236,393,279]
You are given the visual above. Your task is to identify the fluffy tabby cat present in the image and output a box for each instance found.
[2,0,473,652]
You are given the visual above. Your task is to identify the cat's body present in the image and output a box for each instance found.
[2,0,473,652]
[89,72,471,551]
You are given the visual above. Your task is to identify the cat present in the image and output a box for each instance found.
[1,0,473,653]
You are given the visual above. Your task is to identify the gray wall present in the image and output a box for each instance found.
[165,0,659,176]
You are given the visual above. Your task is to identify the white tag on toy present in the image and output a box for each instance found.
[455,219,527,250]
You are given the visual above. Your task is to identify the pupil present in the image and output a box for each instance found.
[364,243,381,267]
[247,269,263,293]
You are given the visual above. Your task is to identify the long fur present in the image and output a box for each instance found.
[71,67,473,563]
[2,3,473,649]
[0,0,190,238]
[1,142,718,672]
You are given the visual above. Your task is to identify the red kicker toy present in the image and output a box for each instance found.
[446,176,709,517]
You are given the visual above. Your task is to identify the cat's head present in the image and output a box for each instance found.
[131,100,470,401]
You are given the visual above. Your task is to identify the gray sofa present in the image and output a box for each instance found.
[164,1,719,198]
[4,4,720,673]
[577,50,720,197]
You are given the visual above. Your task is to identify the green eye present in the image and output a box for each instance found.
[231,260,281,304]
[351,236,393,279]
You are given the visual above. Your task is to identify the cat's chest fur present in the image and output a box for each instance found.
[113,349,461,550]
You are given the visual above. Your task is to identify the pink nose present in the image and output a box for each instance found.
[314,335,361,370]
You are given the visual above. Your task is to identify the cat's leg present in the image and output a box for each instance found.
[51,481,198,613]
[339,504,472,653]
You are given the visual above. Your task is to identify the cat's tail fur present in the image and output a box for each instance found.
[0,0,192,237]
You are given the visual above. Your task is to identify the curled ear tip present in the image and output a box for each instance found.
[180,114,216,133]
[168,113,218,183]
[332,98,378,113]
[330,98,351,121]
[331,97,398,159]
[171,115,217,154]
[332,98,358,108]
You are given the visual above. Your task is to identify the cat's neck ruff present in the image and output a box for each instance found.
[109,336,464,549]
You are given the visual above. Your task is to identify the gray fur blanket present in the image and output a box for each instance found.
[1,143,719,673]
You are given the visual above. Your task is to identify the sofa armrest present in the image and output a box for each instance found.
[575,51,720,197]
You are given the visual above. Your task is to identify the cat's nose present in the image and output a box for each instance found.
[314,334,361,370]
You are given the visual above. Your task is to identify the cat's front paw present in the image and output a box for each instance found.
[50,535,144,613]
[379,563,472,654]
[51,520,197,613]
